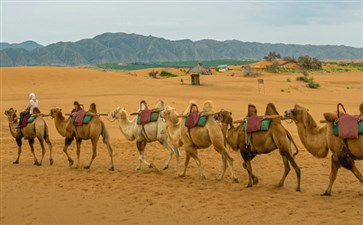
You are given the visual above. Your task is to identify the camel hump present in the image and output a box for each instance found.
[33,107,41,114]
[88,103,97,113]
[265,103,279,115]
[203,100,214,112]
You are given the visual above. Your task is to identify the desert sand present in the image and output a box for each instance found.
[1,66,362,225]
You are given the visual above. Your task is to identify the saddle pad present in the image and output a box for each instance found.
[72,111,92,126]
[185,112,208,128]
[27,116,36,123]
[137,111,160,125]
[338,115,359,139]
[246,115,264,133]
[20,114,31,128]
[243,118,271,132]
[333,117,362,138]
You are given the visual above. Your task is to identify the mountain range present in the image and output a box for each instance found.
[1,32,362,66]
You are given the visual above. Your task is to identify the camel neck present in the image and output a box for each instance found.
[54,112,67,137]
[8,119,18,138]
[117,112,136,141]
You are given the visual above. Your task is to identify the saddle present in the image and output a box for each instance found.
[72,110,92,126]
[333,103,362,139]
[185,104,208,128]
[246,115,264,133]
[19,114,35,128]
[136,101,160,125]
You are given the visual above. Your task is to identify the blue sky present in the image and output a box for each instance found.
[1,0,362,47]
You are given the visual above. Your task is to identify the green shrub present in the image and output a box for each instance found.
[160,70,178,78]
[306,77,320,89]
[286,78,291,82]
[296,76,309,82]
[297,55,322,69]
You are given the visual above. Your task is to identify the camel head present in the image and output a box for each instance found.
[49,107,63,119]
[162,106,179,124]
[4,108,17,122]
[203,100,214,112]
[215,109,233,125]
[154,100,165,110]
[111,107,127,120]
[284,104,308,123]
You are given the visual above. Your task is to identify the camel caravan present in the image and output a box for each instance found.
[4,93,363,196]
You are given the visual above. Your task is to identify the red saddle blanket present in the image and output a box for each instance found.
[139,109,152,125]
[338,114,359,139]
[186,111,202,129]
[73,110,87,126]
[246,115,264,133]
[20,114,31,128]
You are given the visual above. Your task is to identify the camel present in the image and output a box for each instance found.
[284,104,362,195]
[4,108,53,166]
[175,100,238,183]
[110,100,179,171]
[215,103,301,191]
[49,103,114,171]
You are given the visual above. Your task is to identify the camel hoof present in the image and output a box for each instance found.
[162,165,169,170]
[246,184,253,188]
[84,166,90,170]
[178,173,186,178]
[277,182,284,188]
[321,192,331,196]
[150,163,159,172]
[253,177,259,185]
[34,161,40,166]
[135,167,141,171]
[296,187,301,192]
[109,166,114,171]
[50,159,54,165]
[232,177,239,183]
[68,159,74,167]
[13,161,19,164]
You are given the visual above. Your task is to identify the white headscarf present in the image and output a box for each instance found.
[29,93,36,101]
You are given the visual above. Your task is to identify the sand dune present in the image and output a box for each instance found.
[1,66,362,225]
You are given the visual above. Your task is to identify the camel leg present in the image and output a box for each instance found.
[243,162,258,184]
[189,148,206,180]
[322,154,341,196]
[104,141,114,171]
[45,135,53,165]
[179,152,191,178]
[283,151,301,192]
[37,138,46,166]
[277,154,290,188]
[84,137,99,170]
[173,146,180,171]
[13,137,22,164]
[215,145,238,183]
[159,139,174,170]
[29,139,40,166]
[63,138,74,167]
[244,160,254,188]
[217,154,227,181]
[76,139,82,169]
[349,162,363,183]
[136,140,159,172]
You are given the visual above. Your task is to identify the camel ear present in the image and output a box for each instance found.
[323,112,338,122]
[230,112,232,115]
[60,108,62,112]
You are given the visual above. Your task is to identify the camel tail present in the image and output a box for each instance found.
[101,121,110,144]
[286,128,299,157]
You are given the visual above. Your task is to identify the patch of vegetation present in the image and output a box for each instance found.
[263,51,281,61]
[297,55,322,70]
[242,65,261,76]
[159,70,178,78]
[286,78,291,82]
[306,77,320,89]
[296,76,309,82]
[265,62,280,73]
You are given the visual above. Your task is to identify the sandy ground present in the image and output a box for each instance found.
[1,66,362,225]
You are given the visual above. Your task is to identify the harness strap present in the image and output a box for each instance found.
[141,125,151,143]
[337,103,347,118]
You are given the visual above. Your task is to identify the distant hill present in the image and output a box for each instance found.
[1,32,362,66]
[0,41,43,51]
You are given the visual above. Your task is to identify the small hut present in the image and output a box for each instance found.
[187,62,211,85]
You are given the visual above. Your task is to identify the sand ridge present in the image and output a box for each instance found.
[1,66,363,225]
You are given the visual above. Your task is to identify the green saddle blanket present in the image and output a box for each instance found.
[184,112,208,127]
[137,111,160,125]
[71,112,92,124]
[242,119,271,131]
[27,116,36,123]
[333,121,363,136]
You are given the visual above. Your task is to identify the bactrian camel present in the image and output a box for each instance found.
[4,108,53,166]
[285,104,362,195]
[215,103,301,191]
[175,100,239,183]
[110,100,179,172]
[49,103,114,171]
